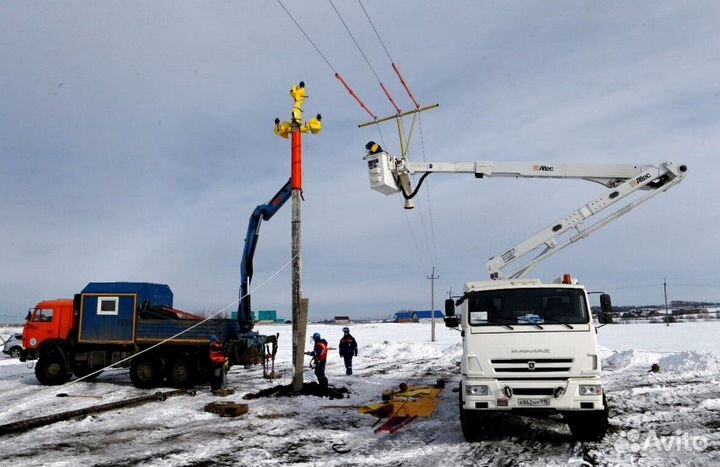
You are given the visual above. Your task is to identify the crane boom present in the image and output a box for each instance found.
[238,179,292,332]
[364,148,688,280]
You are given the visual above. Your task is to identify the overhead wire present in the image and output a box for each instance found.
[275,0,386,142]
[353,0,439,271]
[418,114,439,269]
[358,0,420,109]
[328,0,401,114]
[276,0,437,271]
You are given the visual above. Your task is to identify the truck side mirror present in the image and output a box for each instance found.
[445,299,455,317]
[444,299,459,328]
[600,294,612,313]
[598,294,613,325]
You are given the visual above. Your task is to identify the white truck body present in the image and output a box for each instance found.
[458,279,602,413]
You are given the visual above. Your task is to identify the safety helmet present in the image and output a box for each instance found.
[342,327,350,333]
[312,332,321,341]
[209,334,217,343]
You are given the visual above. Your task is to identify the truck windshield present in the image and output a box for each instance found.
[32,308,54,322]
[466,288,588,326]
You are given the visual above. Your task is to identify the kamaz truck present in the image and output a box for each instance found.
[21,282,276,389]
[364,144,687,440]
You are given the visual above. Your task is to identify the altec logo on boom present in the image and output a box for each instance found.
[533,164,554,172]
[629,172,652,187]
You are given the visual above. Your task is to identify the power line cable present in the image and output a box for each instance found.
[275,0,384,142]
[418,114,439,269]
[358,0,394,62]
[358,0,420,108]
[276,0,336,74]
[328,0,401,114]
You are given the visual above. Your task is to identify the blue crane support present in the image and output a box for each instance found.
[238,178,292,333]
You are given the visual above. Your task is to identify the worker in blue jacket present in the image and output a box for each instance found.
[338,327,358,375]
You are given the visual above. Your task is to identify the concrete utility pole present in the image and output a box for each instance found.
[664,277,670,327]
[273,82,322,392]
[427,266,439,342]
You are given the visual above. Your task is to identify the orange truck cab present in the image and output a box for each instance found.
[22,299,75,357]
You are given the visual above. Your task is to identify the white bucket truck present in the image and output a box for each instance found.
[363,143,687,440]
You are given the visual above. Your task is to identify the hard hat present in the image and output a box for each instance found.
[209,335,217,343]
[342,327,350,333]
[312,332,321,341]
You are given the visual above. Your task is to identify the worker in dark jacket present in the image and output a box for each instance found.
[339,327,358,375]
[209,335,227,390]
[306,332,328,388]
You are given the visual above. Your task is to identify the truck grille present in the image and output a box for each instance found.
[511,388,556,396]
[491,358,573,374]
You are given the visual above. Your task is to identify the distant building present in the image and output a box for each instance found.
[334,316,351,324]
[393,311,413,323]
[257,310,278,323]
[411,310,444,322]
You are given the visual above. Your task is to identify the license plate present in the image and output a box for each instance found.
[517,398,551,407]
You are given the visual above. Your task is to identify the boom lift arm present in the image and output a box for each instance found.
[238,179,292,333]
[364,148,688,280]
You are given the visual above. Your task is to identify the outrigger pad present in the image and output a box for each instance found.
[204,401,249,417]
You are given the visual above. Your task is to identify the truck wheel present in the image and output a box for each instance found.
[459,384,485,442]
[9,347,21,358]
[566,395,609,441]
[130,357,163,389]
[35,351,72,386]
[167,359,196,388]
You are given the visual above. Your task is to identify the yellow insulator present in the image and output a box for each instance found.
[290,82,307,122]
[274,120,292,139]
[307,115,322,135]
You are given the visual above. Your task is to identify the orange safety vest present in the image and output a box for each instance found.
[210,340,225,366]
[314,340,328,363]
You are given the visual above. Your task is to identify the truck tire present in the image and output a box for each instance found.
[130,356,163,389]
[35,351,72,386]
[167,359,197,388]
[8,346,22,358]
[459,383,485,442]
[566,394,609,441]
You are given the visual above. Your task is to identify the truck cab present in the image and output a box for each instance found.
[446,276,610,441]
[22,299,75,361]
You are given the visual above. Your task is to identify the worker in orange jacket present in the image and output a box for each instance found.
[305,332,328,388]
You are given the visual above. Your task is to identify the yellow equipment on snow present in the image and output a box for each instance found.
[359,382,444,433]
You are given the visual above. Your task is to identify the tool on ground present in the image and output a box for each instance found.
[359,381,444,434]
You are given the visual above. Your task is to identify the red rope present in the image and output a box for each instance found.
[380,82,401,114]
[335,73,376,119]
[392,63,420,109]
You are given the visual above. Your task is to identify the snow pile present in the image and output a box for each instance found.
[701,399,720,410]
[362,340,460,362]
[603,349,720,375]
[658,350,720,374]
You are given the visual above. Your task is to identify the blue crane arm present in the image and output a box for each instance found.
[238,179,292,332]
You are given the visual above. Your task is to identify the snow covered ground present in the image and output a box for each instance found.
[0,321,718,466]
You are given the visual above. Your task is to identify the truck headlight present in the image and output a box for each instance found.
[579,384,601,396]
[465,385,489,396]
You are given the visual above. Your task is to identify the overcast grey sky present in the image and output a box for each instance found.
[1,1,718,323]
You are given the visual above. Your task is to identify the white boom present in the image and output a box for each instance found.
[364,148,688,280]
